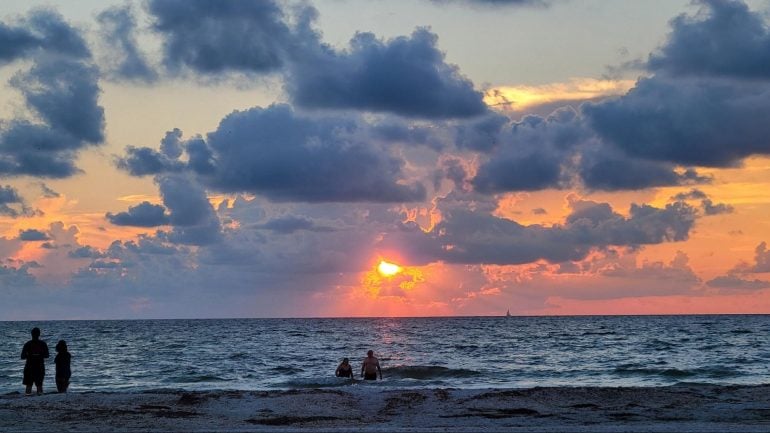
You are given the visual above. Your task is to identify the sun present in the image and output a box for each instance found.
[377,260,402,277]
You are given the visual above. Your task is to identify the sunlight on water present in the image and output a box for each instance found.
[1,315,769,392]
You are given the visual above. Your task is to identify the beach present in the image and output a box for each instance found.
[3,384,770,432]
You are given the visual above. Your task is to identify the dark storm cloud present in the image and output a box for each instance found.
[648,0,770,79]
[384,197,698,265]
[97,5,158,83]
[106,201,170,227]
[286,28,487,119]
[147,0,299,75]
[583,77,770,167]
[203,104,426,202]
[158,175,222,245]
[18,229,50,241]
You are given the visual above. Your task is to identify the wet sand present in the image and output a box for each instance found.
[2,384,770,432]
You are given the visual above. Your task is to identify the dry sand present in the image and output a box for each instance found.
[2,384,769,432]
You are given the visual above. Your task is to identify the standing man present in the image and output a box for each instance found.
[21,327,49,395]
[361,350,382,380]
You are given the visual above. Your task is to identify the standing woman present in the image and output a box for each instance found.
[55,340,72,393]
[21,327,49,395]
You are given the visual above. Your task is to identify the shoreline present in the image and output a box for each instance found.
[2,383,770,432]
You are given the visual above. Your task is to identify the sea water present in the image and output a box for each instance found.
[0,315,768,393]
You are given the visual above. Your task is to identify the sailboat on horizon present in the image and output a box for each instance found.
[505,309,511,317]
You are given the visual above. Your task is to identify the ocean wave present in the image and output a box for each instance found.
[383,365,481,380]
[613,366,738,379]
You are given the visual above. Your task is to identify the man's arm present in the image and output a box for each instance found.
[43,342,49,358]
[20,342,28,359]
[361,360,366,378]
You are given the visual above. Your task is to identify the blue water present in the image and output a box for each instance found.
[1,315,768,393]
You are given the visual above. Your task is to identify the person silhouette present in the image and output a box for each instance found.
[55,340,71,393]
[361,350,382,380]
[335,357,354,378]
[21,327,50,395]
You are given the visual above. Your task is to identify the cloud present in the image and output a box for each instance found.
[706,275,770,291]
[147,0,304,75]
[383,194,698,265]
[286,28,487,119]
[730,241,770,274]
[202,104,426,202]
[68,246,106,259]
[96,4,158,83]
[578,150,710,191]
[0,9,105,178]
[0,8,89,63]
[648,0,770,79]
[0,185,36,217]
[106,201,170,227]
[18,229,50,241]
[583,76,770,167]
[12,56,104,144]
[254,216,335,234]
[430,0,553,7]
[157,175,222,245]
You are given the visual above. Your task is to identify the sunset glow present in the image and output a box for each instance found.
[1,1,769,319]
[378,261,402,277]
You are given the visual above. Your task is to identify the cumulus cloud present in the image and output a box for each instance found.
[0,9,105,178]
[584,77,770,167]
[147,0,303,75]
[203,105,425,202]
[158,175,222,245]
[106,201,170,227]
[96,4,157,83]
[116,106,428,203]
[648,0,770,79]
[286,28,487,119]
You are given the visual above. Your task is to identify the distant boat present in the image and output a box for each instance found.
[505,309,511,317]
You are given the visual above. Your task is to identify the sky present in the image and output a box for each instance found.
[2,0,770,319]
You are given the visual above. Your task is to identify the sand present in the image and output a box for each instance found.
[2,384,770,432]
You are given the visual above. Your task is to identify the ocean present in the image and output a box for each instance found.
[1,315,768,393]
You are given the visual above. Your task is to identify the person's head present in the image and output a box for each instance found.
[342,357,349,365]
[31,327,40,339]
[367,350,373,357]
[56,340,67,353]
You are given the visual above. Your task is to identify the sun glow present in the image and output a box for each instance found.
[378,260,402,277]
